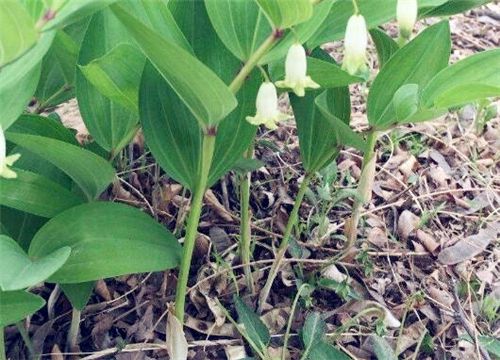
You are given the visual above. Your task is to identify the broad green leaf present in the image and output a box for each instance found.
[423,0,490,16]
[168,0,262,186]
[28,202,182,284]
[367,21,451,127]
[302,312,326,355]
[479,335,500,357]
[80,43,145,112]
[5,132,115,200]
[308,341,351,360]
[43,0,118,30]
[315,91,367,153]
[234,296,270,352]
[0,290,45,327]
[8,114,78,145]
[0,169,84,218]
[112,3,237,128]
[307,0,449,48]
[0,207,46,251]
[291,89,341,173]
[76,9,139,153]
[393,84,420,122]
[0,235,70,291]
[270,48,363,88]
[370,28,399,68]
[142,1,260,189]
[34,30,79,109]
[61,282,95,310]
[256,0,313,29]
[422,48,500,109]
[204,0,269,61]
[0,0,37,68]
[259,0,334,65]
[370,335,398,360]
[0,31,55,130]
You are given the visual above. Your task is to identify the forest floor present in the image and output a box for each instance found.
[6,4,500,360]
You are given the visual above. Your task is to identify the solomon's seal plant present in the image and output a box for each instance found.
[0,0,499,359]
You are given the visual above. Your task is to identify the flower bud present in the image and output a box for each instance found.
[275,43,320,97]
[342,14,368,76]
[0,126,20,179]
[397,0,418,39]
[246,82,288,130]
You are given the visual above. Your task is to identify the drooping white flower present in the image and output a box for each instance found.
[246,82,288,130]
[397,0,418,39]
[342,14,368,76]
[275,43,320,97]
[0,126,20,179]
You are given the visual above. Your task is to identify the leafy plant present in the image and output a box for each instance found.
[0,0,498,358]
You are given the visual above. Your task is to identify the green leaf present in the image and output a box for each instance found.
[28,202,182,283]
[0,207,46,252]
[393,84,420,122]
[0,30,55,130]
[0,290,45,327]
[0,169,84,218]
[302,312,326,355]
[0,0,37,68]
[34,30,79,109]
[422,48,500,109]
[256,0,313,29]
[8,114,78,145]
[307,0,448,48]
[370,335,398,360]
[234,296,270,352]
[315,91,366,153]
[370,28,399,68]
[270,48,363,88]
[259,0,334,65]
[111,3,237,128]
[5,132,115,200]
[479,335,500,357]
[43,0,119,30]
[290,90,339,173]
[367,21,451,128]
[61,282,95,310]
[0,235,70,291]
[204,0,270,61]
[76,9,139,153]
[80,43,145,112]
[423,0,490,16]
[308,340,351,360]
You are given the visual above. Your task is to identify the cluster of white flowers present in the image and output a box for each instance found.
[246,0,418,130]
[0,126,20,179]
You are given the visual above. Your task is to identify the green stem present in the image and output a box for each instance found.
[229,33,279,93]
[175,134,216,321]
[351,0,360,14]
[67,308,81,350]
[282,284,308,360]
[0,327,6,360]
[258,174,312,313]
[16,322,36,359]
[240,145,255,292]
[343,130,378,255]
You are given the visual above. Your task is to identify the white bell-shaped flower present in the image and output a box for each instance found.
[275,43,320,97]
[342,14,368,76]
[397,0,418,39]
[0,126,20,179]
[246,82,288,130]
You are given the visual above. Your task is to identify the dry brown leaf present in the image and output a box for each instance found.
[438,222,500,265]
[166,310,188,360]
[367,227,389,249]
[416,229,440,253]
[399,154,417,178]
[398,210,420,240]
[224,346,248,360]
[205,189,234,222]
[51,344,64,360]
[322,264,348,283]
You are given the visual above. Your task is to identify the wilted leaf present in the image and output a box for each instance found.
[166,310,188,360]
